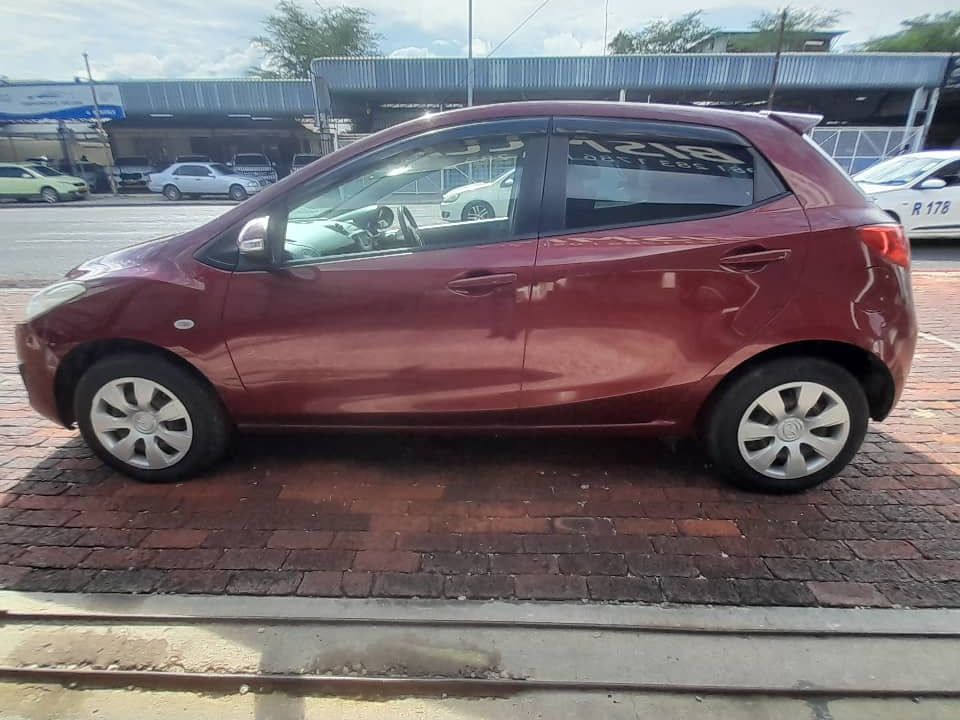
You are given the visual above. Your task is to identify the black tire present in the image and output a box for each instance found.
[461,200,495,221]
[228,184,247,201]
[163,184,182,201]
[703,357,868,493]
[40,187,60,204]
[75,354,231,483]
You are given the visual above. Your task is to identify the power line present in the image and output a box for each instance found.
[487,0,554,57]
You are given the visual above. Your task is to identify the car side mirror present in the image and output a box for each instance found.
[237,216,270,259]
[502,177,514,187]
[918,177,947,190]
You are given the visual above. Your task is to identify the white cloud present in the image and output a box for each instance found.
[83,43,263,80]
[462,37,491,57]
[390,46,435,58]
[542,32,604,56]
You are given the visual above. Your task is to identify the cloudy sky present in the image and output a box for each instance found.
[0,0,955,81]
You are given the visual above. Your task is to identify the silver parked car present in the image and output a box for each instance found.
[147,162,265,201]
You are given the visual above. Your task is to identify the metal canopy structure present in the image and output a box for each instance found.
[312,54,951,97]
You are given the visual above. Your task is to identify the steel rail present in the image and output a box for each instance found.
[2,666,960,699]
[2,610,957,639]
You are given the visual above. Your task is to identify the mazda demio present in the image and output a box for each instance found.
[16,102,916,492]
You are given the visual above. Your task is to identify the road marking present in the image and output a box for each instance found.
[919,331,960,353]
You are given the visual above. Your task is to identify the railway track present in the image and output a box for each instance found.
[1,591,959,703]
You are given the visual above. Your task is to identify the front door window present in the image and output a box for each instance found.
[280,131,530,264]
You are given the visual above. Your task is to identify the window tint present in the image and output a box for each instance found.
[174,165,207,177]
[29,165,63,177]
[563,134,785,231]
[281,130,532,265]
[235,154,269,165]
[933,160,960,187]
[0,167,24,178]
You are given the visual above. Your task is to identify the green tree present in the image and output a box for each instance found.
[608,11,717,54]
[733,6,845,51]
[751,7,844,32]
[863,12,960,52]
[251,1,380,79]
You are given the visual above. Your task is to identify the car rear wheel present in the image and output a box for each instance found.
[75,354,230,483]
[461,200,494,221]
[704,357,868,493]
[228,184,247,201]
[163,184,182,201]
[40,187,60,204]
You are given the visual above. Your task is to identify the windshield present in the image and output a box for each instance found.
[210,163,232,175]
[117,157,149,166]
[854,156,944,186]
[294,154,320,164]
[235,154,269,165]
[29,165,63,177]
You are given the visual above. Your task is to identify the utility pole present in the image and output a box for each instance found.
[83,52,117,194]
[603,0,609,54]
[466,0,474,106]
[766,9,787,110]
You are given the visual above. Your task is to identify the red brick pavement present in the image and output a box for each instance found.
[1,275,959,606]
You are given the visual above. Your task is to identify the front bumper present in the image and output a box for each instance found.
[15,322,63,426]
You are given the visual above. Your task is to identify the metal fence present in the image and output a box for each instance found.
[810,126,921,174]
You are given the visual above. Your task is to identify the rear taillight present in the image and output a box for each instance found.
[858,224,910,268]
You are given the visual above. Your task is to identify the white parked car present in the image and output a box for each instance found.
[440,169,514,222]
[854,151,960,239]
[147,162,266,201]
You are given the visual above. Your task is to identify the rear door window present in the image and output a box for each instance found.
[558,128,786,231]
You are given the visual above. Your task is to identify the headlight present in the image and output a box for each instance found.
[25,281,86,321]
[244,180,259,187]
[442,191,460,203]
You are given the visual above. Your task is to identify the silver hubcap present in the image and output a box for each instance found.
[90,377,193,470]
[737,381,850,480]
[465,204,490,220]
[42,190,57,203]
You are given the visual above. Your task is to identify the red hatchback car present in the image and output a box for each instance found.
[16,102,916,492]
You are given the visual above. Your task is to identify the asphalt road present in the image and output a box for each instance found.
[0,204,958,286]
[0,205,229,285]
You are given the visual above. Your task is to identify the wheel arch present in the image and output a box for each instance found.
[697,340,896,432]
[54,338,221,427]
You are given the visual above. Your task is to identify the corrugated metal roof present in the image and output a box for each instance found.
[313,54,950,92]
[116,80,315,115]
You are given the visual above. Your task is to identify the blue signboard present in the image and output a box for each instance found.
[0,85,125,122]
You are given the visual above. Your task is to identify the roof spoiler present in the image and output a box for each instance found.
[759,110,823,135]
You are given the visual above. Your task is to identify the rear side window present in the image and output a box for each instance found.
[563,134,786,231]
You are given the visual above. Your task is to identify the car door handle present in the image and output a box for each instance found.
[447,272,518,296]
[719,248,791,272]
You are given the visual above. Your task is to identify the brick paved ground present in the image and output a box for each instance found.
[1,274,959,607]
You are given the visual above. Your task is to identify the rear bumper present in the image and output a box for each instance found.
[15,322,64,426]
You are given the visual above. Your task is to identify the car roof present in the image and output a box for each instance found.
[887,150,960,161]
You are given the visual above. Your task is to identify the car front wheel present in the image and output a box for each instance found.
[704,357,868,493]
[75,354,230,482]
[40,187,60,204]
[228,184,248,201]
[461,200,494,221]
[163,184,182,201]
